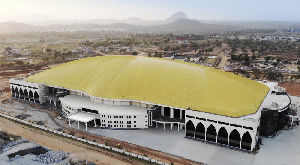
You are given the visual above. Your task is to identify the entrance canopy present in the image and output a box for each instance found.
[68,112,99,123]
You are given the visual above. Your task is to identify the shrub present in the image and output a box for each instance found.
[15,60,24,65]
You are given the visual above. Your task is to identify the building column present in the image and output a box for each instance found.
[68,119,71,127]
[178,123,180,131]
[161,106,164,116]
[163,123,165,130]
[156,122,158,128]
[227,134,230,146]
[180,110,182,119]
[170,108,174,118]
[171,123,173,130]
[94,119,97,127]
[85,122,88,131]
[78,121,80,129]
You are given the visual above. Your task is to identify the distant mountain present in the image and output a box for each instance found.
[97,19,242,34]
[199,20,300,29]
[165,11,189,23]
[0,19,243,34]
[25,11,191,26]
[0,22,37,33]
[151,19,241,34]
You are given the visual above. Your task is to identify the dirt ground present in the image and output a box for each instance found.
[279,83,300,97]
[0,117,132,165]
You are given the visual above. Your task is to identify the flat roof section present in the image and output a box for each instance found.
[60,95,147,116]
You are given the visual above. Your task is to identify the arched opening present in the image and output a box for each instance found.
[206,124,217,142]
[19,89,24,99]
[186,120,195,137]
[15,88,19,98]
[34,91,39,103]
[11,87,15,97]
[241,131,252,150]
[229,129,241,148]
[195,122,205,140]
[29,90,33,102]
[217,127,228,145]
[24,89,29,101]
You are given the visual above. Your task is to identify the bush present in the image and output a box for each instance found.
[15,60,24,65]
[105,142,109,146]
[132,52,138,55]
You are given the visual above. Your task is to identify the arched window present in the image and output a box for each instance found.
[34,91,40,103]
[206,124,217,142]
[20,89,24,99]
[11,87,15,97]
[195,122,205,140]
[29,90,33,101]
[217,127,228,145]
[15,88,19,98]
[241,131,252,150]
[186,120,195,137]
[229,129,241,148]
[24,89,28,100]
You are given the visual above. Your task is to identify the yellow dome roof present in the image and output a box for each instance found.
[26,56,269,117]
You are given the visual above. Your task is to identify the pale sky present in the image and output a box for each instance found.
[0,0,299,23]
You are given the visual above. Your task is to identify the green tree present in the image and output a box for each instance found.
[181,44,188,49]
[148,52,151,57]
[190,42,198,53]
[154,51,159,57]
[132,52,138,55]
[265,56,271,62]
[207,47,213,53]
[276,57,282,63]
[15,60,24,65]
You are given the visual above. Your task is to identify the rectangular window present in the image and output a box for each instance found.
[196,117,206,121]
[127,121,131,124]
[134,125,136,127]
[243,126,253,130]
[134,121,136,123]
[231,124,242,128]
[207,119,217,123]
[186,115,194,119]
[218,121,229,125]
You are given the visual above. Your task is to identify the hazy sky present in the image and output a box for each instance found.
[0,0,299,22]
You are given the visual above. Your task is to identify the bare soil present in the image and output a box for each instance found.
[279,83,300,97]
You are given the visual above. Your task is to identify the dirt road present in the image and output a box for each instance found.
[0,117,132,165]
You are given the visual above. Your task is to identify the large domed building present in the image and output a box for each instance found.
[9,55,291,151]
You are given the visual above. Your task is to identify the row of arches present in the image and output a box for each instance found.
[11,87,40,103]
[186,120,252,150]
